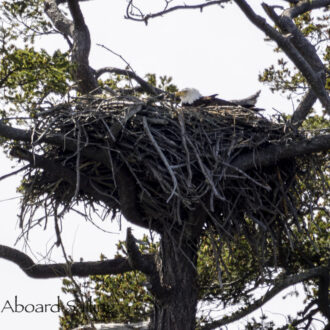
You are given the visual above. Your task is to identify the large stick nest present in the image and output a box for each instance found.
[18,92,325,239]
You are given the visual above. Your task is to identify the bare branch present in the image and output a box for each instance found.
[0,165,29,182]
[125,0,230,23]
[201,267,329,329]
[0,244,154,278]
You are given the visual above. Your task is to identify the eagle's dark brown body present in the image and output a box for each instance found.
[183,94,237,107]
[181,90,264,111]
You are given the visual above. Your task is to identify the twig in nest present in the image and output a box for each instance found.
[143,116,178,203]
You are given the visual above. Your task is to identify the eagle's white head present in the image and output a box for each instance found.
[176,88,202,104]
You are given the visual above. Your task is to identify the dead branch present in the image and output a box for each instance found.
[125,0,230,24]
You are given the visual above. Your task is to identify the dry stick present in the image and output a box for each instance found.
[221,160,271,191]
[177,109,193,188]
[0,165,29,181]
[186,137,226,201]
[143,116,178,203]
[200,201,233,238]
[73,121,81,199]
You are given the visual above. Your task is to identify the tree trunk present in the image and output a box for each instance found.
[152,230,199,330]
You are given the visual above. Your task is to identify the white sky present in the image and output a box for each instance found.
[0,0,324,329]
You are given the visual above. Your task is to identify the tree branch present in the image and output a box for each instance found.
[201,267,329,329]
[115,165,151,229]
[95,67,162,96]
[126,227,154,274]
[0,244,155,278]
[288,0,330,19]
[263,2,326,72]
[233,0,330,113]
[318,268,330,321]
[126,228,170,299]
[291,89,317,128]
[125,0,230,23]
[44,0,98,93]
[44,0,74,38]
[66,0,98,94]
[231,133,330,171]
[0,121,109,166]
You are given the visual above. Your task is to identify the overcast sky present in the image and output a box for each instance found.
[0,0,320,329]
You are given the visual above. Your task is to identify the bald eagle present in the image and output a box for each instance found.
[176,88,263,111]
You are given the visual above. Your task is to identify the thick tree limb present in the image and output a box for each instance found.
[231,134,330,171]
[115,166,153,230]
[45,0,98,93]
[126,227,154,273]
[262,2,325,72]
[287,0,330,19]
[95,67,162,96]
[0,121,109,166]
[44,0,74,37]
[201,267,329,329]
[126,228,168,298]
[233,0,330,113]
[318,268,330,321]
[0,244,154,278]
[66,0,98,93]
[291,89,317,128]
[261,2,328,119]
